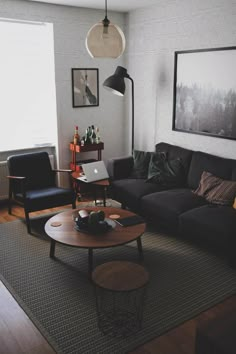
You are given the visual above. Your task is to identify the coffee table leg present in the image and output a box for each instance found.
[88,248,93,276]
[137,237,143,260]
[50,240,56,258]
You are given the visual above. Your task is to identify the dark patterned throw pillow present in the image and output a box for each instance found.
[146,152,185,187]
[130,150,152,179]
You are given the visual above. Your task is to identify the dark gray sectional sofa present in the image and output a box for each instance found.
[107,142,236,266]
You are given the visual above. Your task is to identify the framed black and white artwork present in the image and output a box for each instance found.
[172,46,236,140]
[72,68,99,107]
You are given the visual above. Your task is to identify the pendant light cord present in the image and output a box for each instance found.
[105,0,107,18]
[103,0,110,27]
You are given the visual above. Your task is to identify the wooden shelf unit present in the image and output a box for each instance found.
[69,142,104,171]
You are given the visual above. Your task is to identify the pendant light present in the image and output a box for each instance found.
[85,0,126,58]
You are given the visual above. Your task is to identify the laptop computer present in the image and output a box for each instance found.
[77,161,109,183]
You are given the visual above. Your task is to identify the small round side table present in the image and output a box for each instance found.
[92,261,149,338]
[72,171,110,206]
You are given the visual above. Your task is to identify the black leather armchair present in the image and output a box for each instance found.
[7,151,76,233]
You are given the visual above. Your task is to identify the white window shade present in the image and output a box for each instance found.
[0,19,57,151]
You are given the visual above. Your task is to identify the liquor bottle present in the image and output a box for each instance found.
[91,125,96,144]
[73,126,80,145]
[85,128,90,145]
[95,127,100,144]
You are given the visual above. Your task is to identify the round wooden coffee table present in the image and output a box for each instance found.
[44,207,146,276]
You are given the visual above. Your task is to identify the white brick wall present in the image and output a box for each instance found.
[126,0,236,158]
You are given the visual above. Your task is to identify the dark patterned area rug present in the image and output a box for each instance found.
[1,202,236,354]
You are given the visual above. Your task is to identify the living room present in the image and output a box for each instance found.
[1,0,236,353]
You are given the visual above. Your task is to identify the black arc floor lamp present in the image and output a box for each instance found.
[103,66,134,154]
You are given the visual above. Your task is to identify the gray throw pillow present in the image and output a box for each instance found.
[146,152,185,187]
[130,150,152,179]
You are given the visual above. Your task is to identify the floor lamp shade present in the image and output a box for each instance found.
[103,66,134,153]
[103,66,127,96]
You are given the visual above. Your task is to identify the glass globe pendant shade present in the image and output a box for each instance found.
[85,21,126,58]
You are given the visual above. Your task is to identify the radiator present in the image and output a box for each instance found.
[0,155,55,200]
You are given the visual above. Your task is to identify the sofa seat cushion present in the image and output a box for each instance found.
[179,205,236,249]
[140,189,207,229]
[111,178,165,212]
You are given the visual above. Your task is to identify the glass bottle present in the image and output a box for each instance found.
[95,127,100,144]
[73,126,80,145]
[91,125,96,144]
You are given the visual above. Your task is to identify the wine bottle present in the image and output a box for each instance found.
[85,128,90,145]
[95,127,100,144]
[73,126,80,145]
[91,125,96,144]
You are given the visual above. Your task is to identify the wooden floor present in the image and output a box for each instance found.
[0,203,235,354]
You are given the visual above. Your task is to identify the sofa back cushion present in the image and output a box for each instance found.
[155,142,193,176]
[187,151,233,190]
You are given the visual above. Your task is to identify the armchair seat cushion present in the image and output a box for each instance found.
[140,189,207,229]
[15,187,75,212]
[111,178,165,211]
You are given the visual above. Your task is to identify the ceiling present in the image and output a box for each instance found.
[28,0,158,12]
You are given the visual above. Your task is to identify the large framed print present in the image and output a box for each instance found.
[72,68,99,107]
[172,46,236,140]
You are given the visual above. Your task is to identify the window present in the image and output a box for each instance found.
[0,18,57,151]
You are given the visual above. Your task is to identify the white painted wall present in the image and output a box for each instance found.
[126,0,236,159]
[0,0,126,186]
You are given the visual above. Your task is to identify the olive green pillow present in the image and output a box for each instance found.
[130,150,152,179]
[146,152,185,187]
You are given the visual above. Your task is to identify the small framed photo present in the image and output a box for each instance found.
[71,68,99,107]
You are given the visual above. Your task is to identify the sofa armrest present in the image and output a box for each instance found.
[107,156,134,180]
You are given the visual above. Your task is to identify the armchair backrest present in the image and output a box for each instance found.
[7,152,55,192]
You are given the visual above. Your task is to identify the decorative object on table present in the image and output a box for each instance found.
[172,46,236,140]
[103,66,134,153]
[72,68,99,107]
[74,209,115,233]
[85,0,125,59]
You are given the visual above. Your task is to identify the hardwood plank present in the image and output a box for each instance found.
[0,281,55,354]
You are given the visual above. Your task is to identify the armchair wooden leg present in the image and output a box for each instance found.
[8,199,12,214]
[8,187,13,214]
[72,201,76,209]
[24,210,31,234]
